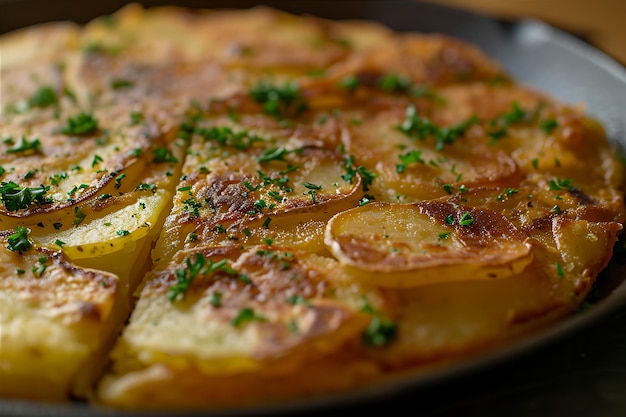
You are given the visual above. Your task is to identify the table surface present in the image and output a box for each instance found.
[424,0,626,66]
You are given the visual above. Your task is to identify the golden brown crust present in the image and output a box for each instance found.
[0,2,624,410]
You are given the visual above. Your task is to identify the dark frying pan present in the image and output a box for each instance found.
[1,1,625,416]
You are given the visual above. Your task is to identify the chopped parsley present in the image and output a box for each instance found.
[111,79,134,89]
[28,86,58,108]
[130,111,144,126]
[49,172,68,186]
[342,155,376,191]
[496,187,519,201]
[196,126,264,150]
[458,212,474,226]
[396,150,425,173]
[256,146,291,163]
[397,104,478,151]
[531,158,539,170]
[0,181,51,212]
[541,118,559,134]
[378,73,412,93]
[6,136,42,155]
[303,182,322,190]
[61,112,99,136]
[249,80,308,119]
[23,169,37,179]
[286,295,311,306]
[338,75,360,92]
[135,183,157,193]
[548,178,574,191]
[361,303,397,347]
[231,307,266,327]
[486,101,528,141]
[32,255,48,277]
[167,254,238,302]
[73,206,87,225]
[92,154,103,167]
[7,226,32,253]
[152,147,178,163]
[167,253,206,302]
[358,194,375,206]
[114,173,126,189]
[210,291,223,307]
[556,261,565,278]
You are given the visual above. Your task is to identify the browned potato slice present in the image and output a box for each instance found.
[0,21,79,71]
[365,218,622,368]
[97,352,381,410]
[102,245,389,386]
[153,113,364,263]
[339,102,522,202]
[81,3,392,76]
[553,217,623,287]
[325,201,533,287]
[0,231,124,400]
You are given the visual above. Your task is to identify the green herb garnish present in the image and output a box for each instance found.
[152,147,178,163]
[7,226,32,253]
[28,86,58,108]
[6,136,42,155]
[396,150,425,173]
[249,80,308,119]
[361,303,397,347]
[61,112,99,136]
[0,181,50,212]
[231,307,266,327]
[458,212,474,226]
[397,104,478,151]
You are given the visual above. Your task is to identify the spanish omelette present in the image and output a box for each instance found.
[0,3,624,410]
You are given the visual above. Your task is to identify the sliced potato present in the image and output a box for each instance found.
[364,217,622,368]
[106,244,389,381]
[153,112,364,263]
[325,201,533,287]
[0,232,124,400]
[1,2,624,409]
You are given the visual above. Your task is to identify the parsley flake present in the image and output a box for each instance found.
[28,86,58,108]
[152,147,178,163]
[0,181,51,212]
[6,136,42,155]
[458,212,474,226]
[231,307,266,327]
[397,105,477,151]
[61,112,99,136]
[7,226,32,253]
[249,80,308,119]
[361,304,397,347]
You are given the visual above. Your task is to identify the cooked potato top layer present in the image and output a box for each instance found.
[0,3,624,410]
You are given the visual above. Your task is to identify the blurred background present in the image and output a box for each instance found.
[1,0,625,67]
[424,0,626,65]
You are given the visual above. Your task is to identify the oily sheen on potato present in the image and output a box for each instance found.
[0,3,624,410]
